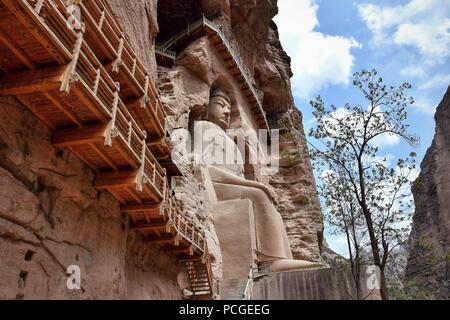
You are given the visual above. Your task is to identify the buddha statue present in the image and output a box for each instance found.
[192,88,320,273]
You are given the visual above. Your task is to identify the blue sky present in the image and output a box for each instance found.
[274,0,450,256]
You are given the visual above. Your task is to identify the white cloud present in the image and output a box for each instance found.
[400,66,425,78]
[275,0,361,99]
[419,73,450,90]
[372,133,400,149]
[412,98,436,114]
[357,0,450,66]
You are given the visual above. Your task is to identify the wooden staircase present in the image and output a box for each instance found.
[181,252,215,299]
[156,16,269,130]
[0,0,213,298]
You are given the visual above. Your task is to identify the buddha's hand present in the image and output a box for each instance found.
[252,181,278,204]
[268,187,278,204]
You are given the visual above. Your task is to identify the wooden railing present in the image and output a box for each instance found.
[162,181,207,254]
[2,0,213,292]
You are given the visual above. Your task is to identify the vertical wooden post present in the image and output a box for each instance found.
[142,75,150,109]
[104,91,119,147]
[35,0,45,14]
[93,68,101,95]
[135,131,147,192]
[112,37,124,73]
[152,162,156,187]
[127,120,132,145]
[98,11,106,30]
[132,58,137,76]
[160,180,166,217]
[61,32,83,93]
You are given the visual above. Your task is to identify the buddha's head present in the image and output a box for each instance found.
[206,88,232,130]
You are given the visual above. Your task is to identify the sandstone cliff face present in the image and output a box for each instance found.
[0,1,182,300]
[157,0,323,264]
[270,110,323,261]
[0,0,323,299]
[0,97,181,299]
[406,86,450,299]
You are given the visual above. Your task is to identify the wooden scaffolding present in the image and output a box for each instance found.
[0,0,213,299]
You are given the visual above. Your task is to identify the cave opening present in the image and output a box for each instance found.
[156,0,203,43]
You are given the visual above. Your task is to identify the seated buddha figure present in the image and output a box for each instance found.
[191,88,320,273]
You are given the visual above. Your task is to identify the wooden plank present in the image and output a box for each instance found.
[72,81,111,122]
[52,123,108,147]
[143,235,176,244]
[164,245,193,255]
[0,28,35,70]
[89,142,117,170]
[95,169,138,189]
[44,91,83,127]
[125,186,143,203]
[67,146,99,172]
[130,221,169,231]
[0,66,65,96]
[121,203,160,213]
[16,95,56,130]
[3,0,71,64]
[105,188,126,204]
[179,256,203,262]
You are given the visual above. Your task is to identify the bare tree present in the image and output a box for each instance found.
[321,167,367,299]
[309,69,418,300]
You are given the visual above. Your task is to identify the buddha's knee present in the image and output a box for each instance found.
[245,187,272,204]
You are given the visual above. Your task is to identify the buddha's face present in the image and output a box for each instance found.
[207,94,231,130]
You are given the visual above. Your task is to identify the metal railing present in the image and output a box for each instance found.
[155,45,176,60]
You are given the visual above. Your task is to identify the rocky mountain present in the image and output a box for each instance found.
[406,85,450,299]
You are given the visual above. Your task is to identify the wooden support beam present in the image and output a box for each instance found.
[121,203,161,213]
[144,235,177,245]
[52,124,108,147]
[95,169,139,189]
[164,245,193,255]
[130,221,169,231]
[0,66,65,96]
[44,91,83,127]
[0,28,35,70]
[16,95,56,130]
[125,186,143,203]
[2,0,71,65]
[89,142,118,170]
[179,256,203,262]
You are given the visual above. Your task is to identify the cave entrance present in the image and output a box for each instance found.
[157,0,204,43]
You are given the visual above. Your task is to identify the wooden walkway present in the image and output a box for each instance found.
[156,16,269,130]
[0,0,213,299]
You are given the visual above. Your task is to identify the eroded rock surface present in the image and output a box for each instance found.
[406,86,450,299]
[0,97,181,300]
[157,0,323,264]
[0,0,324,299]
